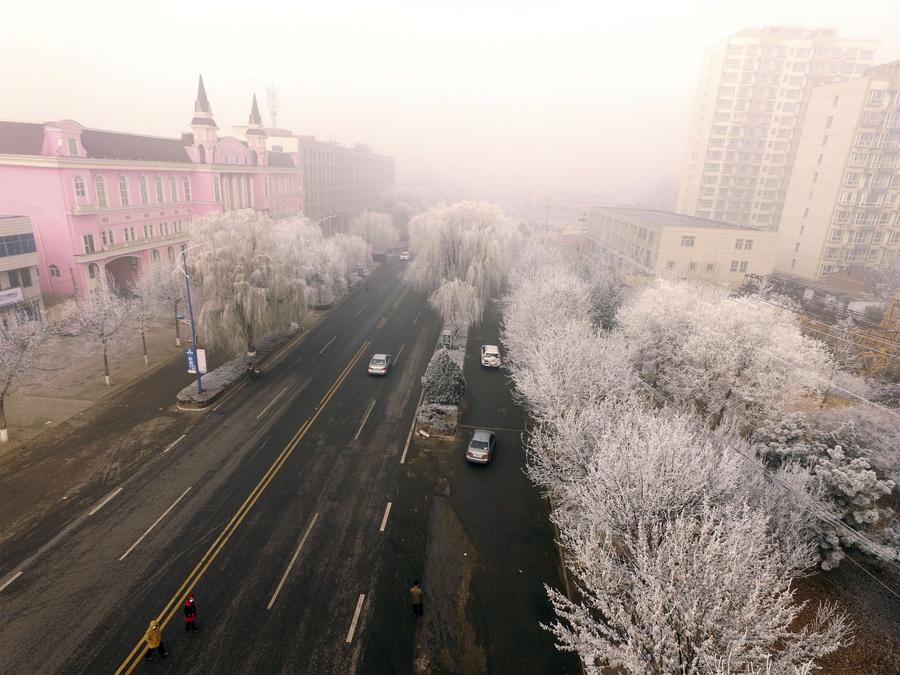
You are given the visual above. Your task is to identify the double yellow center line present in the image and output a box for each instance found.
[116,340,370,674]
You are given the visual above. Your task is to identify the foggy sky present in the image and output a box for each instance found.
[2,0,899,205]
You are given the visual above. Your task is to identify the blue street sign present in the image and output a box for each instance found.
[186,348,197,374]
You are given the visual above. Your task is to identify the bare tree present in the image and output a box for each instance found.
[58,280,130,386]
[0,308,52,442]
[153,260,186,346]
[129,264,163,364]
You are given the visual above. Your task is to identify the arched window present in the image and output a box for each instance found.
[198,145,206,163]
[118,176,129,206]
[213,176,221,202]
[88,263,100,280]
[49,264,61,278]
[74,175,86,197]
[169,176,178,202]
[167,246,174,261]
[155,176,164,202]
[139,176,149,205]
[151,249,160,263]
[95,176,107,208]
[183,176,192,201]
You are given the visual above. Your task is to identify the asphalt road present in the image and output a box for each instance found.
[0,260,574,674]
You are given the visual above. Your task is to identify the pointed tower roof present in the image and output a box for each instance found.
[191,74,218,128]
[195,75,211,113]
[246,93,266,136]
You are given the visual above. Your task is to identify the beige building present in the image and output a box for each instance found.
[586,207,777,288]
[678,27,879,229]
[776,61,900,279]
[0,215,43,320]
[234,126,395,232]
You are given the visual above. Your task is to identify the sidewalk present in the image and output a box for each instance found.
[1,321,187,454]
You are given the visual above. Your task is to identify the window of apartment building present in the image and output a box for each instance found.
[800,226,805,235]
[183,177,192,201]
[824,247,840,260]
[82,234,95,254]
[155,176,164,203]
[821,264,836,275]
[822,135,828,146]
[706,263,715,272]
[101,229,115,247]
[873,231,885,243]
[856,132,874,147]
[839,191,857,205]
[169,176,178,202]
[681,236,695,247]
[118,176,129,206]
[879,212,892,226]
[833,211,850,225]
[849,152,868,167]
[95,176,107,208]
[852,231,871,244]
[862,111,884,127]
[739,261,748,272]
[813,172,819,183]
[666,260,675,270]
[870,174,890,189]
[214,177,221,202]
[73,175,86,198]
[143,224,154,238]
[124,227,136,243]
[735,239,744,250]
[151,250,160,263]
[162,222,169,236]
[139,176,149,205]
[49,265,60,278]
[890,175,900,189]
[791,259,796,269]
[845,172,861,186]
[688,262,698,271]
[794,242,800,252]
[860,193,882,207]
[868,90,885,106]
[729,260,740,272]
[6,268,32,288]
[743,239,753,250]
[890,231,900,243]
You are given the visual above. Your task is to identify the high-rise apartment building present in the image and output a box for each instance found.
[677,27,879,229]
[776,61,900,279]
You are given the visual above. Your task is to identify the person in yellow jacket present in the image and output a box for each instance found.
[143,619,168,660]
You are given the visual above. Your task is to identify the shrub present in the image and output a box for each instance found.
[424,348,466,404]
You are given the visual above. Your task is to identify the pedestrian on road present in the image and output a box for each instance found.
[143,619,167,660]
[183,594,198,632]
[410,580,423,617]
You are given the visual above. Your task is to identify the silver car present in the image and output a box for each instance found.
[367,353,392,375]
[465,429,496,464]
[480,344,501,368]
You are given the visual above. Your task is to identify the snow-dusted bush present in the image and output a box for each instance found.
[423,348,466,405]
[415,403,458,436]
[752,413,897,569]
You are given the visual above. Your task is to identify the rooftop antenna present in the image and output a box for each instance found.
[267,84,279,129]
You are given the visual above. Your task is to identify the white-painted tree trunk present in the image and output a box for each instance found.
[0,428,8,443]
[105,374,111,386]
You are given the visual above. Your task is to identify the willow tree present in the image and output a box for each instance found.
[189,210,310,355]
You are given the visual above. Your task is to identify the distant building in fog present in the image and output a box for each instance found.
[585,207,777,288]
[677,27,879,229]
[776,61,900,279]
[0,76,302,297]
[233,126,395,232]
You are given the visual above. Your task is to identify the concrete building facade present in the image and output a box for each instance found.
[0,76,303,298]
[586,207,777,288]
[776,61,900,279]
[233,126,395,232]
[678,27,879,229]
[0,215,44,320]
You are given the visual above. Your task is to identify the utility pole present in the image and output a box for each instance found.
[180,243,203,394]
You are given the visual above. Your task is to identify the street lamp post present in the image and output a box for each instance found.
[179,242,203,394]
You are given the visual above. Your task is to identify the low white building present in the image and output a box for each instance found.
[585,207,777,288]
[0,215,44,321]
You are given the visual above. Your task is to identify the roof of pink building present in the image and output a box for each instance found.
[0,121,45,155]
[81,129,192,163]
[267,151,296,168]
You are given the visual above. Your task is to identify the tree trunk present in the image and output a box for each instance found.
[0,395,8,443]
[141,327,149,365]
[103,340,111,386]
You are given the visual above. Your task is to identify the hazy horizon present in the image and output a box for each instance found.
[3,0,899,206]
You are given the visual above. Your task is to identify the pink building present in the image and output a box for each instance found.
[0,76,303,297]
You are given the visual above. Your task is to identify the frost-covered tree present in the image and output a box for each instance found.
[378,187,431,239]
[189,210,310,354]
[57,279,130,386]
[428,279,482,338]
[423,348,466,405]
[0,308,53,442]
[152,259,186,346]
[584,255,631,331]
[300,231,368,306]
[128,264,163,364]
[348,211,398,255]
[617,280,834,431]
[406,201,516,303]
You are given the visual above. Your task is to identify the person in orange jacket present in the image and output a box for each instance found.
[143,619,167,660]
[183,594,198,632]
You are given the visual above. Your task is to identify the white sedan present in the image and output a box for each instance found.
[367,353,392,375]
[480,345,501,368]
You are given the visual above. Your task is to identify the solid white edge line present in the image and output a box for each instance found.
[0,571,23,593]
[163,434,187,454]
[355,305,367,317]
[89,487,123,516]
[119,487,192,561]
[400,388,425,465]
[346,593,366,644]
[413,311,420,326]
[379,502,393,533]
[256,387,289,419]
[396,343,405,363]
[267,512,319,610]
[354,398,376,441]
[319,335,337,353]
